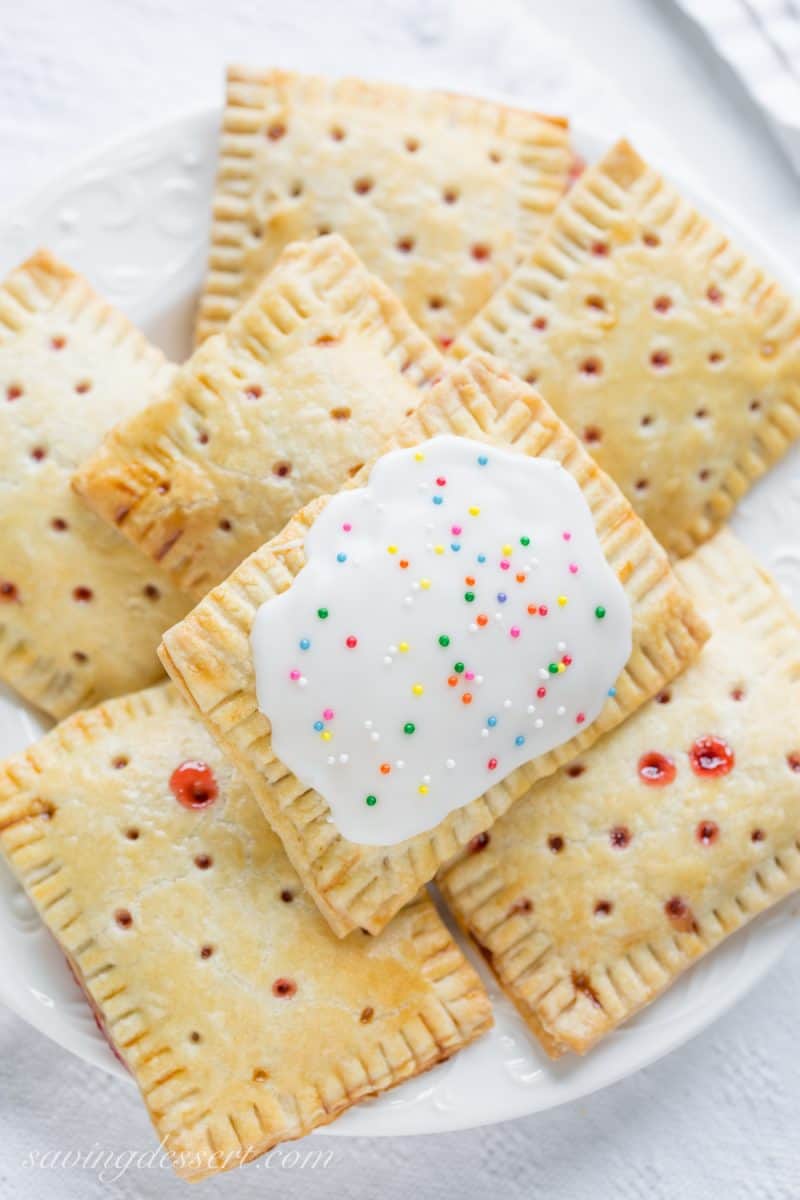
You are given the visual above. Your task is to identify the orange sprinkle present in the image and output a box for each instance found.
[379,763,391,775]
[516,573,526,583]
[448,675,458,687]
[462,692,473,705]
[477,614,488,627]
[527,604,537,615]
[399,559,409,569]
[465,575,476,586]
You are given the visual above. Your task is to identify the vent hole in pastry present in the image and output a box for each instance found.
[429,296,445,310]
[280,889,294,903]
[580,358,602,376]
[353,177,374,195]
[244,384,263,400]
[315,334,338,347]
[6,383,23,401]
[593,900,613,917]
[50,335,67,350]
[650,350,670,369]
[348,462,364,478]
[194,854,213,870]
[524,371,538,385]
[583,425,602,445]
[664,896,696,932]
[72,586,93,602]
[488,149,503,163]
[75,380,92,394]
[761,341,777,359]
[289,181,303,198]
[405,136,420,152]
[250,224,262,239]
[112,755,129,769]
[442,187,459,204]
[439,336,454,351]
[330,406,351,421]
[189,1031,202,1044]
[708,351,724,365]
[707,284,723,304]
[642,232,660,248]
[698,468,711,482]
[266,122,286,140]
[156,482,170,495]
[396,236,415,254]
[272,977,297,998]
[30,446,47,461]
[572,971,602,1006]
[634,479,648,492]
[585,295,606,312]
[689,736,734,777]
[656,690,671,704]
[787,752,800,773]
[115,909,133,929]
[72,651,88,664]
[609,825,631,848]
[510,896,534,915]
[547,835,564,854]
[143,584,160,601]
[330,125,346,141]
[653,295,672,314]
[359,1006,375,1023]
[694,408,708,420]
[200,944,214,959]
[751,828,766,843]
[471,244,491,262]
[197,431,209,445]
[730,686,745,701]
[219,519,232,532]
[272,461,292,478]
[468,831,491,854]
[640,415,653,428]
[590,241,609,256]
[566,763,586,778]
[638,751,676,786]
[532,315,548,330]
[749,399,762,412]
[125,828,139,841]
[51,517,68,531]
[253,1067,270,1082]
[696,820,719,846]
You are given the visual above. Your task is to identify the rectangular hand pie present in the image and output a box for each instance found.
[454,140,800,558]
[0,684,492,1180]
[439,529,800,1057]
[74,235,445,598]
[0,251,189,719]
[196,67,573,346]
[159,354,709,938]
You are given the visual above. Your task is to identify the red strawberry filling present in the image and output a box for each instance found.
[689,736,734,778]
[169,761,219,809]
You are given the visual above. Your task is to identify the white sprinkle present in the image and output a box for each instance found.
[403,597,414,607]
[370,731,380,742]
[327,755,336,765]
[476,674,484,684]
[412,581,420,591]
[534,718,544,729]
[469,622,478,633]
[396,760,405,769]
[423,775,431,784]
[389,645,398,655]
[557,705,566,716]
[503,698,512,709]
[481,728,489,738]
[495,612,503,622]
[418,482,428,491]
[557,641,566,652]
[365,720,373,729]
[339,753,349,764]
[445,759,456,769]
[538,668,549,680]
[425,542,433,551]
[298,677,308,687]
[530,557,539,567]
[384,656,393,665]
[527,704,536,715]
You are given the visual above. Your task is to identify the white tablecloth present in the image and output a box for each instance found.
[1,2,799,1196]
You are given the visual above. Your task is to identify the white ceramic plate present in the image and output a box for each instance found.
[1,105,799,1138]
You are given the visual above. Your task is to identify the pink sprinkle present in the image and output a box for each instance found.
[488,757,498,770]
[576,712,586,724]
[451,525,462,536]
[465,670,475,681]
[537,686,547,698]
[342,522,352,532]
[562,531,572,541]
[436,476,447,487]
[569,563,579,574]
[500,560,510,570]
[323,708,334,721]
[539,605,548,616]
[289,669,301,681]
[345,636,358,649]
[510,626,520,638]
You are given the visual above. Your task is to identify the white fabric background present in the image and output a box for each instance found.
[1,2,800,1197]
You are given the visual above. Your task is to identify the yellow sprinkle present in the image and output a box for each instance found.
[557,663,565,673]
[412,683,424,696]
[420,578,431,590]
[502,544,513,556]
[321,731,332,741]
[418,784,429,795]
[558,595,568,607]
[414,452,425,462]
[434,545,445,555]
[387,544,398,554]
[399,641,409,653]
[468,506,480,517]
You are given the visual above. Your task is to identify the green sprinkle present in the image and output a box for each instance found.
[317,607,329,620]
[403,722,416,735]
[595,605,606,619]
[438,634,450,647]
[454,661,465,674]
[520,535,530,547]
[548,662,559,674]
[464,591,475,603]
[365,794,377,807]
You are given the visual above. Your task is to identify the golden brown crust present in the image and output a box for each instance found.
[454,139,800,558]
[74,235,445,598]
[0,250,189,718]
[439,529,800,1056]
[197,67,573,346]
[0,683,492,1179]
[159,354,709,938]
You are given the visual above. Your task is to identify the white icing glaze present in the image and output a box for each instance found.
[252,436,632,845]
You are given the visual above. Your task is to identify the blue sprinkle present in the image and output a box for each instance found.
[336,552,347,563]
[487,716,497,728]
[451,542,461,552]
[432,495,444,506]
[313,720,324,732]
[497,592,507,604]
[607,686,617,698]
[477,455,488,466]
[477,554,486,564]
[515,735,525,747]
[299,638,311,651]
